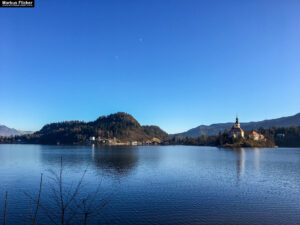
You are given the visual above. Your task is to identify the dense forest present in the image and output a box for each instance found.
[0,112,169,145]
[258,126,300,147]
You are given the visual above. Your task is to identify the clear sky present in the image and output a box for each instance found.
[1,0,300,133]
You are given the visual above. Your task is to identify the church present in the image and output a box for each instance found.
[229,116,245,138]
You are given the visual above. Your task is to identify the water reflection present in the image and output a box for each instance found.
[231,148,262,183]
[233,148,245,183]
[253,148,260,171]
[38,145,139,177]
[39,146,91,168]
[92,144,95,161]
[91,146,139,177]
[2,145,300,225]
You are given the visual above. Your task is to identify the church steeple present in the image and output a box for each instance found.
[234,115,240,128]
[230,115,244,138]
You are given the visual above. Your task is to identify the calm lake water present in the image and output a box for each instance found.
[0,144,300,225]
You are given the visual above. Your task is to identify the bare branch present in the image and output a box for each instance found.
[3,191,8,225]
[32,173,43,225]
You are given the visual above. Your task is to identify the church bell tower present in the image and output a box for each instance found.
[234,116,240,128]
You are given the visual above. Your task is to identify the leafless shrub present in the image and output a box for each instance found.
[24,174,43,225]
[72,178,113,225]
[24,157,110,225]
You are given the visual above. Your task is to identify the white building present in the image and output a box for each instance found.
[131,141,138,145]
[89,136,95,141]
[249,131,265,141]
[229,116,244,138]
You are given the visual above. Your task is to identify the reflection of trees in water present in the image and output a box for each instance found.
[91,146,139,177]
[39,145,92,170]
[39,145,139,177]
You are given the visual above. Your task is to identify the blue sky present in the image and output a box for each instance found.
[1,0,300,133]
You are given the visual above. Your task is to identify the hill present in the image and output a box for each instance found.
[173,113,300,138]
[19,112,169,145]
[0,125,32,137]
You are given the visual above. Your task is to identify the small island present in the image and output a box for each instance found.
[220,116,275,147]
[167,116,276,148]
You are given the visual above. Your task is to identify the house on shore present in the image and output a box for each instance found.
[89,136,95,141]
[249,130,265,141]
[249,131,265,141]
[131,141,138,145]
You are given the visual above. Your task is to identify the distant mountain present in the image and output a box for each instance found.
[173,113,300,138]
[0,125,32,137]
[21,112,169,145]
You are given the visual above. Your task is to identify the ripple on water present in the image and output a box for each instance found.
[0,145,300,225]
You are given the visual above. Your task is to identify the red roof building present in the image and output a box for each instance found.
[249,131,265,141]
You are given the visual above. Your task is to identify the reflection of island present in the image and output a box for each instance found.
[91,146,139,177]
[233,148,261,183]
[253,148,260,171]
[232,148,245,184]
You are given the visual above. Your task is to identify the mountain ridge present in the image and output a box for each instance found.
[173,113,300,138]
[2,112,300,140]
[0,124,32,137]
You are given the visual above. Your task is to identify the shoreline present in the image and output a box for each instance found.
[1,142,297,148]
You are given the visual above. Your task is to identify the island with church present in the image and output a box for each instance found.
[168,116,276,147]
[219,116,275,147]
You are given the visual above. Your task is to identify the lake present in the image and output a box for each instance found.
[0,144,300,225]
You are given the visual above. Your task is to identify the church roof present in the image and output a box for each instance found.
[250,131,259,136]
[250,131,264,137]
[230,127,244,133]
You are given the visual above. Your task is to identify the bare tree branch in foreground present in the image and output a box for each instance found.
[3,191,8,225]
[24,173,43,225]
[25,157,111,225]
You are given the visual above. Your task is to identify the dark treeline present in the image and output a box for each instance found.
[258,126,300,147]
[1,124,300,148]
[0,113,169,145]
[167,135,218,146]
[166,126,300,148]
